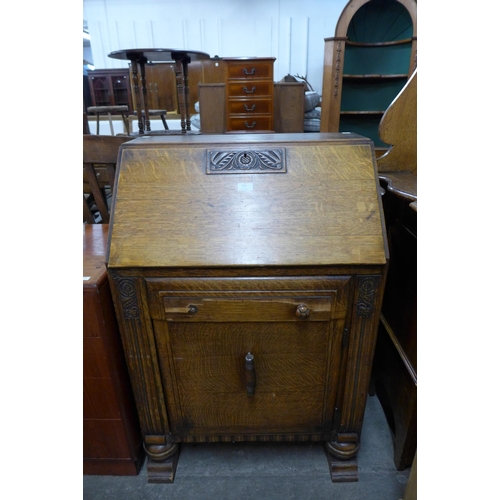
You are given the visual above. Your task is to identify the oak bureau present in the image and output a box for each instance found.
[106,133,388,483]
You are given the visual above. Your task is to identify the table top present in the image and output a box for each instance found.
[108,48,210,62]
[83,224,109,288]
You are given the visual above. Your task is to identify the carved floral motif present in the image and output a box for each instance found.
[117,278,140,319]
[207,149,286,174]
[356,276,379,317]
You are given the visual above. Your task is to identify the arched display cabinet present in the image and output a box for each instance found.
[320,0,417,156]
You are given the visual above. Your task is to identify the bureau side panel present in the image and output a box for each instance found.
[335,274,385,436]
[108,273,171,436]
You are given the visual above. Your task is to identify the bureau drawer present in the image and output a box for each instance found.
[162,295,332,322]
[146,277,351,321]
[226,61,273,80]
[227,115,273,132]
[228,98,272,115]
[227,81,274,98]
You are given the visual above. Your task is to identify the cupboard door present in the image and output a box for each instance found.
[89,74,111,107]
[147,277,351,439]
[88,69,134,109]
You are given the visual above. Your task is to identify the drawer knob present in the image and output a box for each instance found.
[187,305,198,315]
[245,352,256,396]
[244,104,256,112]
[296,304,310,319]
[243,86,256,94]
[243,68,256,75]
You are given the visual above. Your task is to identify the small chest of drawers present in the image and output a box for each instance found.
[107,132,388,485]
[223,57,275,133]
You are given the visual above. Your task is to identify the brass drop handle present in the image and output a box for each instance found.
[295,304,310,319]
[244,104,256,112]
[245,352,256,396]
[243,68,256,75]
[243,86,256,94]
[245,121,257,129]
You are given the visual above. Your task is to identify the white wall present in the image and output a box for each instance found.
[83,0,348,96]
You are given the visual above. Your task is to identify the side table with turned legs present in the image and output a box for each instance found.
[108,48,210,134]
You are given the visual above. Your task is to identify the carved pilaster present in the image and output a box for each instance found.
[333,40,344,98]
[111,276,170,437]
[335,275,382,434]
[356,275,377,317]
[116,277,140,319]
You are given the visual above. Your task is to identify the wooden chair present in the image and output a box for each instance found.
[87,105,130,135]
[377,69,417,173]
[83,135,132,224]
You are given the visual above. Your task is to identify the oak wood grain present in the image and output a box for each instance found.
[377,70,417,174]
[107,133,388,483]
[108,134,386,268]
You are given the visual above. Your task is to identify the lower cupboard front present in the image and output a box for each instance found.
[153,320,343,438]
[109,272,386,483]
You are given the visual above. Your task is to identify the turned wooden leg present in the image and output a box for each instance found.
[131,60,144,135]
[139,59,151,132]
[174,59,186,133]
[324,433,360,482]
[144,436,180,483]
[182,57,191,131]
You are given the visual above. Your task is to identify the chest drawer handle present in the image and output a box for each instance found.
[243,86,256,94]
[244,121,257,129]
[244,104,256,112]
[243,68,256,75]
[245,352,256,396]
[295,304,310,319]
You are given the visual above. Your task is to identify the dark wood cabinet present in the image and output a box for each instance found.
[128,62,178,114]
[106,132,388,484]
[371,175,416,470]
[88,69,134,110]
[126,58,226,117]
[83,224,144,475]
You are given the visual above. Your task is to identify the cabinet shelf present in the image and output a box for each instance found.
[343,74,408,79]
[346,37,413,47]
[320,0,416,146]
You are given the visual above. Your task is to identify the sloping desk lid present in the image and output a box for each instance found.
[107,133,388,268]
